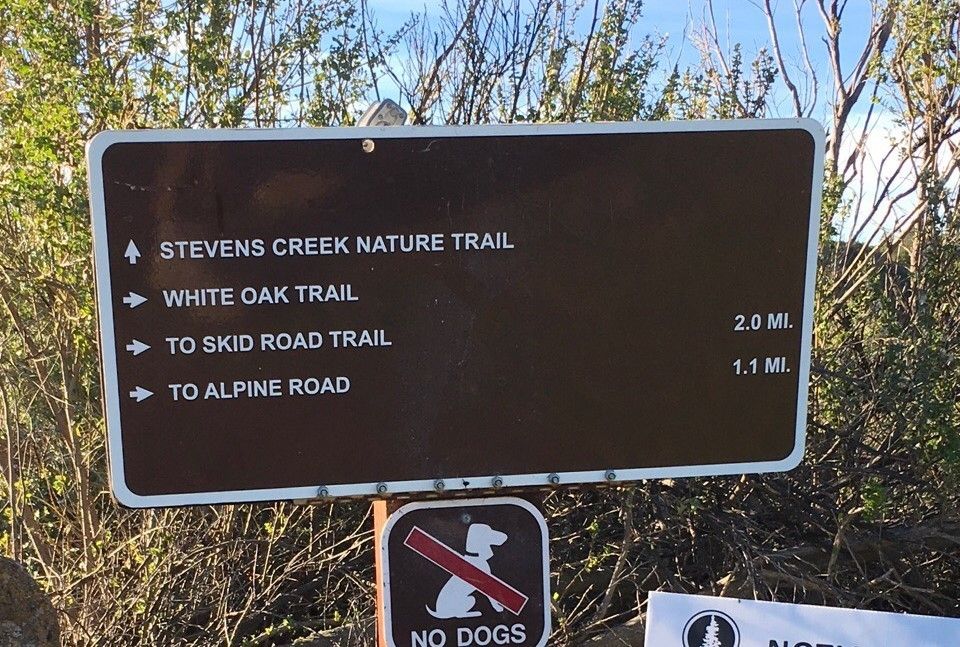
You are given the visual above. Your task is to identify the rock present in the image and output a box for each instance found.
[0,557,59,646]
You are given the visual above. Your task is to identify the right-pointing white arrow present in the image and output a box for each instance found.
[129,386,153,402]
[122,292,147,308]
[125,339,151,356]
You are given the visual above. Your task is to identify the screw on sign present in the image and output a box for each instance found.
[381,498,550,647]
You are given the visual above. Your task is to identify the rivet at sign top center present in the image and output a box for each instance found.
[361,139,375,153]
[433,479,445,492]
[316,486,329,498]
[548,473,560,485]
[605,470,617,481]
[492,476,504,488]
[376,482,388,494]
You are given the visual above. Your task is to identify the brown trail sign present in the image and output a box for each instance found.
[87,120,824,507]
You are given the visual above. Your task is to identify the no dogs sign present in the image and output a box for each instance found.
[381,498,550,647]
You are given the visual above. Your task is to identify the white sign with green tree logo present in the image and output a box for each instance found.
[647,592,960,647]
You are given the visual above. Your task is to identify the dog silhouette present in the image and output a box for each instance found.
[426,523,509,619]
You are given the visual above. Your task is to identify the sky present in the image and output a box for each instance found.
[366,0,879,122]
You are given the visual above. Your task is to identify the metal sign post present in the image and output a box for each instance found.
[374,500,401,647]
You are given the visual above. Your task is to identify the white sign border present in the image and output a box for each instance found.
[87,118,825,508]
[380,497,551,647]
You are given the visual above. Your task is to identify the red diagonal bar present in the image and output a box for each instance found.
[404,526,528,616]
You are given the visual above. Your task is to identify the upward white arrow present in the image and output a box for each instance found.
[124,240,141,264]
[128,386,153,402]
